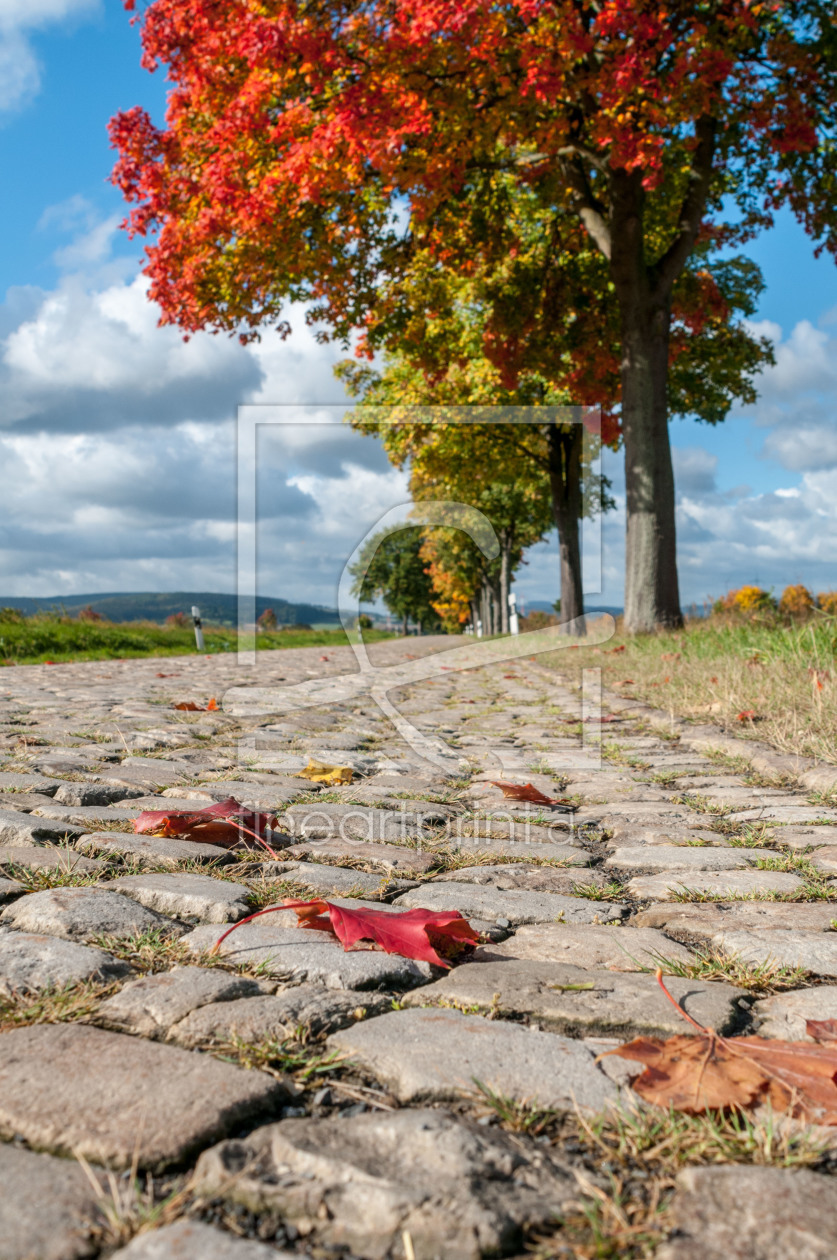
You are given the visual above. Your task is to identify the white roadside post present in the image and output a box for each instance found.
[476,619,483,638]
[508,592,520,636]
[191,606,205,651]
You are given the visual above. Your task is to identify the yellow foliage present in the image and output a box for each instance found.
[817,591,837,615]
[778,584,815,618]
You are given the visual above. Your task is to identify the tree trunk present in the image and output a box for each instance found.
[499,532,511,634]
[402,614,409,636]
[619,302,682,632]
[547,423,584,629]
[610,169,684,633]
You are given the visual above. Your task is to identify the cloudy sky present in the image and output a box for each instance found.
[1,2,836,613]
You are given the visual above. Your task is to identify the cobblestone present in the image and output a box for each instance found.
[0,638,835,1255]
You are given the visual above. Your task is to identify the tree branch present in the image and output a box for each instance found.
[561,156,612,260]
[652,115,717,297]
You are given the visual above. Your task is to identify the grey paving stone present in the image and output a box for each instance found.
[280,836,439,874]
[264,861,393,897]
[407,959,745,1037]
[433,862,609,893]
[0,772,62,794]
[774,824,837,849]
[486,923,693,970]
[110,1220,291,1260]
[162,781,304,807]
[626,869,804,899]
[33,804,142,824]
[169,984,391,1047]
[94,965,269,1037]
[327,1007,620,1111]
[752,986,837,1040]
[0,1140,104,1260]
[0,809,84,847]
[394,881,627,925]
[602,825,726,847]
[0,876,22,903]
[194,1108,576,1260]
[604,844,774,873]
[450,836,592,864]
[733,803,837,823]
[103,873,251,924]
[657,1165,837,1260]
[0,1024,290,1171]
[452,817,575,844]
[0,887,180,942]
[0,843,103,874]
[809,846,837,873]
[76,830,235,867]
[711,927,837,977]
[603,814,704,840]
[0,931,130,995]
[184,912,433,990]
[634,899,837,938]
[281,802,437,843]
[0,792,65,811]
[53,782,147,806]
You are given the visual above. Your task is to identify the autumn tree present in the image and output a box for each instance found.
[349,526,441,635]
[111,1,837,630]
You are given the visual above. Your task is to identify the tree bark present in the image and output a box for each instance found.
[499,531,511,634]
[547,422,584,629]
[620,304,682,631]
[609,171,683,632]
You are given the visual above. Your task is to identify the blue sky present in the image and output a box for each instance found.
[1,2,836,611]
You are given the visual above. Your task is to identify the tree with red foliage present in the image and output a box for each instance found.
[111,1,837,630]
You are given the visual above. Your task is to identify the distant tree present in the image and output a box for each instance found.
[165,612,189,628]
[257,607,278,631]
[350,528,442,635]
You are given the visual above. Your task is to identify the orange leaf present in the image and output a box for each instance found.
[172,701,203,711]
[489,781,573,807]
[206,697,219,710]
[603,971,837,1124]
[736,710,757,721]
[213,897,480,968]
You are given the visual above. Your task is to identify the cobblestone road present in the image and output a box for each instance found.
[1,637,837,1259]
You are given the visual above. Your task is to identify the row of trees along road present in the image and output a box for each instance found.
[111,1,837,632]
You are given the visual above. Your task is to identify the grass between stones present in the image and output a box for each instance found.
[0,980,120,1032]
[649,947,810,994]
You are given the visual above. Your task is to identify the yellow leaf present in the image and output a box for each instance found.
[295,758,354,785]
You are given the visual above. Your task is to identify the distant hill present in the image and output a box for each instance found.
[0,592,341,628]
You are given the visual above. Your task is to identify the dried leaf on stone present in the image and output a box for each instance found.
[603,971,837,1124]
[171,697,219,711]
[213,897,479,968]
[808,1019,837,1044]
[490,781,572,807]
[134,795,280,858]
[295,759,353,785]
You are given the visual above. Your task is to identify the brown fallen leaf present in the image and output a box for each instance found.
[171,697,219,712]
[490,781,573,808]
[603,971,837,1124]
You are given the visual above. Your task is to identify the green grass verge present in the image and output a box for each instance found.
[0,619,396,666]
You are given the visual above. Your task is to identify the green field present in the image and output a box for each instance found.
[0,617,396,666]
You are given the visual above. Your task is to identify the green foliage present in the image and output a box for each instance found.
[349,527,443,633]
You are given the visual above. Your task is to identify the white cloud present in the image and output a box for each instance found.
[0,0,98,114]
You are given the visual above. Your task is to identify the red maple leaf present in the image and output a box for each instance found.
[213,898,480,968]
[134,796,280,858]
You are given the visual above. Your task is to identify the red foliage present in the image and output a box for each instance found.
[134,796,280,858]
[214,898,480,969]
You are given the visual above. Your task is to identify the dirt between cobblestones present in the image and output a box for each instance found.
[0,636,836,1258]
